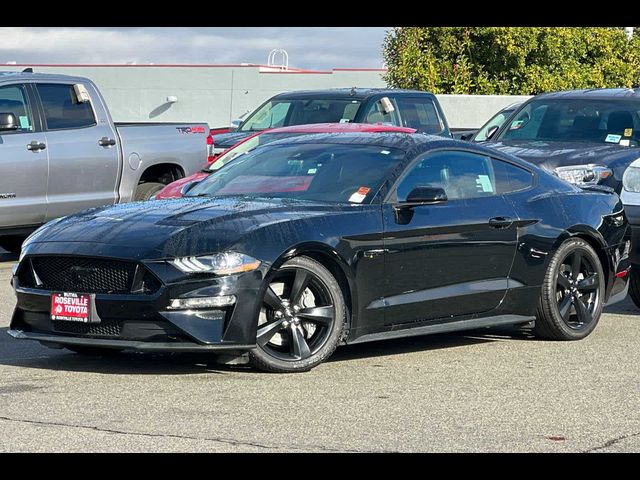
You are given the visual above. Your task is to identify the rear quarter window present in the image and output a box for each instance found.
[396,97,444,134]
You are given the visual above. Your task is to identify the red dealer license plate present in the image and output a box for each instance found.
[50,292,91,322]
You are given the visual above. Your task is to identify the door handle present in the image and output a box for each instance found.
[98,137,116,147]
[488,216,515,228]
[26,141,46,151]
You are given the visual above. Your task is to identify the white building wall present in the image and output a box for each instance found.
[3,65,531,129]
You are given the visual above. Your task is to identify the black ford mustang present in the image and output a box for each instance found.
[9,134,632,372]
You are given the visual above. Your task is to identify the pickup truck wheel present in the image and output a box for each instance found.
[0,236,24,254]
[135,182,165,201]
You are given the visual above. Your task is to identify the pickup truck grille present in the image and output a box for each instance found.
[20,256,161,294]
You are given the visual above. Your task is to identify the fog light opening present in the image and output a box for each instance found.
[168,295,236,310]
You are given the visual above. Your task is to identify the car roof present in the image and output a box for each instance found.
[266,123,416,134]
[262,132,549,175]
[271,88,435,101]
[534,88,640,101]
[0,71,89,84]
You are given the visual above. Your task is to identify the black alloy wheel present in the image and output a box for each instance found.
[554,249,601,330]
[535,238,605,340]
[249,256,346,372]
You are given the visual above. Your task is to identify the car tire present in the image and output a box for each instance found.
[0,236,24,254]
[534,238,605,340]
[628,267,640,308]
[134,182,165,201]
[249,256,347,373]
[66,346,123,356]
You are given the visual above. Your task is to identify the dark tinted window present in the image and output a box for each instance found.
[240,99,362,132]
[190,143,405,204]
[396,97,443,134]
[397,150,496,201]
[498,98,640,146]
[37,84,96,130]
[0,84,34,133]
[492,159,534,194]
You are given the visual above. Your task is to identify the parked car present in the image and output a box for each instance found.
[462,101,523,142]
[157,123,417,199]
[10,133,630,372]
[0,71,210,252]
[480,89,640,306]
[211,88,450,154]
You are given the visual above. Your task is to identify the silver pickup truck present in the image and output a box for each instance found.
[0,71,209,252]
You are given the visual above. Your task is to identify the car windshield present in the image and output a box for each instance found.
[473,108,517,142]
[190,142,405,204]
[209,132,311,171]
[239,98,362,132]
[497,98,640,146]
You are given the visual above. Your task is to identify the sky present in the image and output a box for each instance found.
[1,27,389,70]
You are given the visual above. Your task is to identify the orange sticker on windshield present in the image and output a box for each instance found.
[348,187,371,203]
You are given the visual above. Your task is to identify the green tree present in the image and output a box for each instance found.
[382,27,640,95]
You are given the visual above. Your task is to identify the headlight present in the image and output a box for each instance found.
[555,164,612,186]
[623,165,640,192]
[171,252,261,275]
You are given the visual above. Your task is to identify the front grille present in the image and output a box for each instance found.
[53,319,123,337]
[22,256,160,294]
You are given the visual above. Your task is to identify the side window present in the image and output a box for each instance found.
[396,97,444,134]
[492,158,534,194]
[0,84,34,133]
[396,150,496,201]
[362,98,400,126]
[36,84,96,130]
[502,104,548,140]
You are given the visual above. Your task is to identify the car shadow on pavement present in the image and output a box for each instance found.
[0,327,235,375]
[0,251,18,263]
[330,330,507,363]
[603,297,640,316]
[0,325,528,375]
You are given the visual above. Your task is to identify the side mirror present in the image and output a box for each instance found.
[405,186,448,204]
[229,119,242,132]
[460,133,474,141]
[379,97,395,115]
[180,180,202,197]
[0,112,18,131]
[485,125,499,140]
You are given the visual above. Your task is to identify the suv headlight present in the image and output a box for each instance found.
[623,162,640,192]
[171,252,261,275]
[555,164,612,186]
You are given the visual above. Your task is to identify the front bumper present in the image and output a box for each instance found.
[9,249,267,352]
[7,329,254,352]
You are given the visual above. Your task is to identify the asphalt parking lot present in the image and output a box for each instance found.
[0,249,639,452]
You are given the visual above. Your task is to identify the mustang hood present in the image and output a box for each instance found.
[25,197,347,259]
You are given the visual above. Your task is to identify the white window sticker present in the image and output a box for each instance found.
[476,175,494,193]
[339,118,351,123]
[380,150,391,155]
[307,168,317,174]
[19,116,30,129]
[348,187,371,203]
[620,139,631,147]
[605,134,622,143]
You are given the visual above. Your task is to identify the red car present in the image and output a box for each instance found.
[155,123,416,199]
